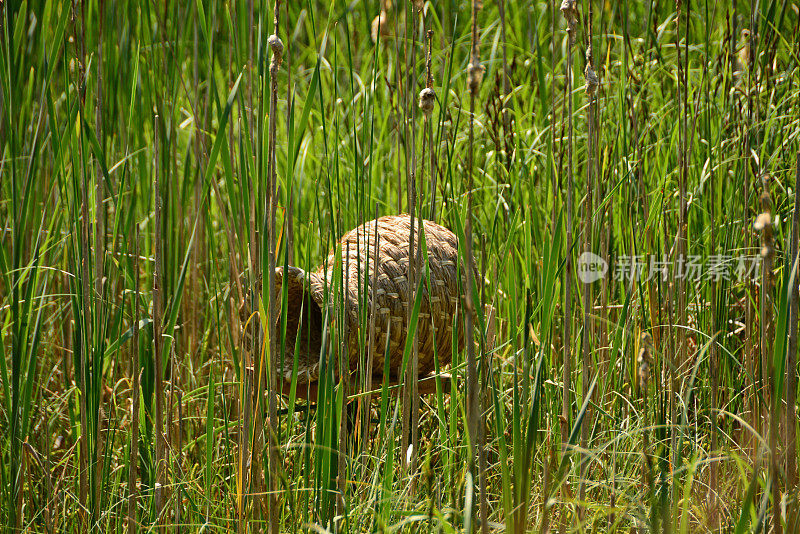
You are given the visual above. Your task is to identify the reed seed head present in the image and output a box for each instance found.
[268,34,284,68]
[638,360,651,389]
[756,183,774,260]
[640,331,653,346]
[560,0,578,48]
[371,11,389,44]
[418,88,435,116]
[638,332,654,391]
[467,61,484,95]
[584,63,599,95]
[559,0,577,17]
[754,212,771,232]
[732,29,752,81]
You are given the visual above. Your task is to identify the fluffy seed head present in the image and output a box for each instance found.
[371,11,389,44]
[754,212,771,231]
[559,0,577,16]
[467,61,484,95]
[418,88,435,116]
[639,331,653,347]
[268,34,284,61]
[560,0,579,47]
[584,64,599,95]
[637,332,654,391]
[638,360,651,389]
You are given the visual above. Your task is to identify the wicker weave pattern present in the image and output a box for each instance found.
[267,215,463,387]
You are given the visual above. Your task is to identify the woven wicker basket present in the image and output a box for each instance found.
[263,215,464,393]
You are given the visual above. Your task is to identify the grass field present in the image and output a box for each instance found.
[2,0,800,531]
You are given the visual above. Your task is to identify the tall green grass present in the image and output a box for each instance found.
[1,0,799,532]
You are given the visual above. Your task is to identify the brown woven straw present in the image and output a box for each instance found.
[256,215,464,392]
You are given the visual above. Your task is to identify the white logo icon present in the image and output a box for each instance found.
[577,252,608,284]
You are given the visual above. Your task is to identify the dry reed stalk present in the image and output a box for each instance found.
[638,331,654,522]
[603,9,622,525]
[174,391,183,531]
[744,0,758,466]
[18,442,29,526]
[92,0,106,515]
[94,1,105,390]
[395,0,404,216]
[497,0,513,170]
[465,0,483,494]
[669,5,688,529]
[284,0,294,266]
[241,105,255,534]
[168,347,175,524]
[540,433,552,534]
[478,242,492,534]
[660,210,677,530]
[579,0,599,520]
[57,265,73,527]
[338,248,352,516]
[240,342,253,532]
[758,178,781,534]
[152,111,166,527]
[360,211,380,463]
[475,236,487,527]
[409,23,437,485]
[549,0,557,227]
[237,341,251,534]
[411,17,430,489]
[128,233,140,534]
[266,5,284,531]
[422,30,437,222]
[402,0,421,474]
[675,0,687,425]
[191,1,204,364]
[153,11,176,527]
[44,413,53,532]
[559,3,577,525]
[601,221,612,530]
[707,24,720,525]
[237,125,254,533]
[787,152,800,491]
[70,2,90,526]
[243,0,258,466]
[708,177,720,523]
[245,0,253,154]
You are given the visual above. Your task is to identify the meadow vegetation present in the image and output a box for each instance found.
[1,0,800,531]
